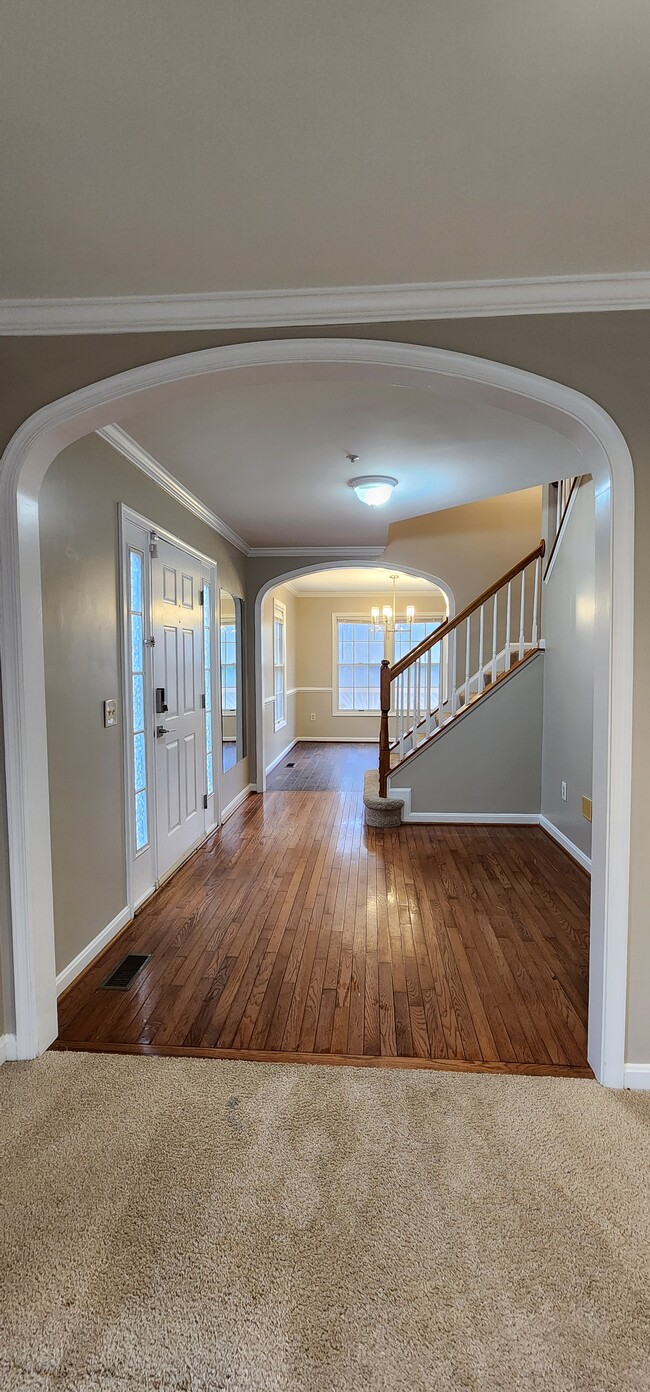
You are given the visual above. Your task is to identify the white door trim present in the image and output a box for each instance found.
[119,505,218,915]
[0,338,634,1086]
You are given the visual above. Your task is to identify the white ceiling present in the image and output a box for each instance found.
[288,568,445,598]
[2,1,650,298]
[117,371,581,547]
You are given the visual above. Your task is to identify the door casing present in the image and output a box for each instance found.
[119,505,219,917]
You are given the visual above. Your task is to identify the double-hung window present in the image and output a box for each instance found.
[335,615,444,714]
[273,601,286,729]
[336,621,384,711]
[220,617,237,713]
[394,620,442,709]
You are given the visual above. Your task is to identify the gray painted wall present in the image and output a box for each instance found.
[389,655,543,816]
[39,433,249,977]
[541,479,594,858]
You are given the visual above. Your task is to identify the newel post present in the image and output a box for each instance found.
[379,658,391,798]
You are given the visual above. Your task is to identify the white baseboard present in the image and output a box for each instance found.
[389,788,541,825]
[221,783,256,822]
[295,735,378,744]
[623,1064,650,1091]
[539,815,592,872]
[265,739,298,775]
[0,1032,17,1065]
[55,906,132,996]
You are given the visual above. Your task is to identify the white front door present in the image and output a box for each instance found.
[152,538,206,882]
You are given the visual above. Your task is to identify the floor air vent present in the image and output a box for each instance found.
[99,954,151,991]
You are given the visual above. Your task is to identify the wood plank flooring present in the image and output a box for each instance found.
[54,790,591,1076]
[266,740,377,791]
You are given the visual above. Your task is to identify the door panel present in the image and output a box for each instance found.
[152,538,205,882]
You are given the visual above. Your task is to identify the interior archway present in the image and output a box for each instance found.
[0,338,634,1084]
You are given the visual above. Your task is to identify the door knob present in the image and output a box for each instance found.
[156,724,170,738]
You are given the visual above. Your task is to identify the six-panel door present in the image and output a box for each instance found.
[152,538,206,883]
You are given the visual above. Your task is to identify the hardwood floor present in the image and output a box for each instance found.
[54,789,591,1076]
[266,740,377,791]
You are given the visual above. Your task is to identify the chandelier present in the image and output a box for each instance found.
[370,574,416,636]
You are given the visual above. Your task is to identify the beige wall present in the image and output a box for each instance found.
[389,655,543,817]
[293,590,446,741]
[39,432,249,978]
[262,585,297,771]
[384,486,543,612]
[541,479,594,858]
[0,312,649,1059]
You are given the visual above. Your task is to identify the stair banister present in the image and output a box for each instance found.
[389,541,545,681]
[378,539,545,797]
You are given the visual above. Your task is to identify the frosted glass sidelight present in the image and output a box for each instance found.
[130,550,143,614]
[135,790,148,851]
[132,674,145,734]
[131,613,143,675]
[205,667,212,714]
[133,732,146,793]
[206,752,213,798]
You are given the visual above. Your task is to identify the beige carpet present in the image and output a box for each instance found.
[1,1053,650,1391]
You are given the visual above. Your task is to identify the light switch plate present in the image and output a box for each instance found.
[104,698,118,728]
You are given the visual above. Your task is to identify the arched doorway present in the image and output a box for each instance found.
[0,338,633,1083]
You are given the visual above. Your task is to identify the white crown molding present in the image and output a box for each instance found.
[249,546,385,558]
[97,424,250,555]
[4,271,650,335]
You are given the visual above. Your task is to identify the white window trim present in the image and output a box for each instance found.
[331,612,446,716]
[273,599,287,731]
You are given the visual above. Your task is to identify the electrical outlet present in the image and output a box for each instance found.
[581,796,592,822]
[310,712,316,722]
[561,780,567,802]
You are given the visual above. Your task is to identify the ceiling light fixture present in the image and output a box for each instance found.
[347,458,397,508]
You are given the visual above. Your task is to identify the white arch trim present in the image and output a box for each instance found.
[0,338,634,1086]
[254,559,454,797]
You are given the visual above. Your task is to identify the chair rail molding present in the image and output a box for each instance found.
[0,337,634,1089]
[2,271,650,334]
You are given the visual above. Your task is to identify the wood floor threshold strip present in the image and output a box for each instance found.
[49,1039,594,1078]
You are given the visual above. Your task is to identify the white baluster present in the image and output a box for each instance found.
[505,581,512,671]
[519,569,526,660]
[478,605,485,691]
[407,663,412,749]
[415,657,421,748]
[425,647,432,735]
[398,672,405,757]
[464,616,471,704]
[491,592,498,683]
[450,630,458,715]
[532,556,541,646]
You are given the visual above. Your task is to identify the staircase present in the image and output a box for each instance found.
[376,541,545,799]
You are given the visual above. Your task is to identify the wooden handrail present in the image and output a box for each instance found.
[389,540,545,681]
[543,477,580,581]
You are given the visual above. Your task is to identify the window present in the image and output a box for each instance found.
[128,548,149,852]
[220,620,237,711]
[203,583,213,798]
[334,615,444,715]
[273,601,286,729]
[394,620,442,708]
[336,621,384,711]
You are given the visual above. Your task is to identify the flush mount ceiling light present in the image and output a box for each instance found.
[347,459,398,508]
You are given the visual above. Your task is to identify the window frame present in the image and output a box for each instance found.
[273,599,287,731]
[332,611,446,716]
